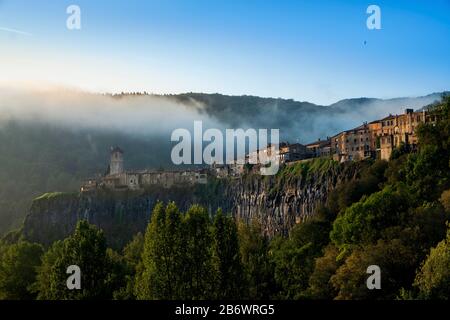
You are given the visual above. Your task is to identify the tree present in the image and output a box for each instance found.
[323,160,387,216]
[138,203,219,300]
[331,239,417,300]
[414,224,450,299]
[270,219,329,299]
[137,202,185,300]
[406,95,450,201]
[35,220,112,300]
[440,189,450,213]
[212,209,246,299]
[0,241,43,300]
[114,232,144,300]
[307,245,341,299]
[182,205,216,299]
[238,220,276,299]
[32,240,64,300]
[331,185,412,251]
[123,232,144,268]
[407,202,450,258]
[106,248,129,300]
[405,145,447,201]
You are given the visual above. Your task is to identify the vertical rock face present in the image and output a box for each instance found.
[22,160,364,247]
[23,192,152,248]
[221,161,362,237]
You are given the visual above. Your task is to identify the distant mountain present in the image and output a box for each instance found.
[328,97,380,109]
[164,91,447,142]
[329,92,446,114]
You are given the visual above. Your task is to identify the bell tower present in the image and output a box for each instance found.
[110,146,124,175]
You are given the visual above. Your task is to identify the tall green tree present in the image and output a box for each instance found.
[32,240,64,300]
[238,220,276,299]
[137,202,185,299]
[182,205,216,299]
[212,210,246,299]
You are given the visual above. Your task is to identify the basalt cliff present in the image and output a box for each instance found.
[22,159,368,248]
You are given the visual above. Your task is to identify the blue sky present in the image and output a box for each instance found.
[0,0,449,105]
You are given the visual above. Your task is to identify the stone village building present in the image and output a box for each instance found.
[331,123,373,162]
[81,147,208,192]
[306,139,332,158]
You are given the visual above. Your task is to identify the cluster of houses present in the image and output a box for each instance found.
[213,108,439,177]
[81,108,439,191]
[318,107,437,161]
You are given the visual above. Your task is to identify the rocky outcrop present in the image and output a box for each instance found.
[22,160,366,247]
[221,160,363,237]
[22,186,213,248]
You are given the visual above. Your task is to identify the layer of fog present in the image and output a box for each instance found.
[0,85,223,136]
[229,95,442,144]
[0,85,443,148]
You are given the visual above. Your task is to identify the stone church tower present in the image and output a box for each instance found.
[109,146,124,175]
